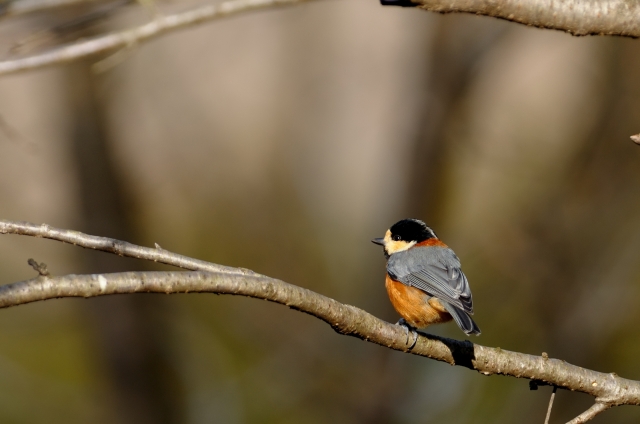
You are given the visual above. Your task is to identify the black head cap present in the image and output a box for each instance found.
[389,219,436,243]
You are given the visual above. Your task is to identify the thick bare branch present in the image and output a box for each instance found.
[1,269,640,415]
[566,402,611,423]
[386,0,640,38]
[2,219,640,421]
[0,0,316,76]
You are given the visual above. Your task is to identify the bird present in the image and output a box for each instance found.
[372,218,480,342]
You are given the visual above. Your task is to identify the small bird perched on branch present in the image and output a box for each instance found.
[372,219,480,343]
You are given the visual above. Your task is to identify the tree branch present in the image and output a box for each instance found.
[544,386,557,424]
[0,219,243,274]
[0,0,110,18]
[566,402,611,424]
[0,0,317,76]
[2,219,640,422]
[383,0,640,38]
[2,0,638,77]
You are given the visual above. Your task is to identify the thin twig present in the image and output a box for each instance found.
[565,402,611,424]
[9,0,131,55]
[0,0,106,17]
[544,386,557,424]
[1,219,640,422]
[2,0,639,76]
[0,0,316,76]
[0,219,242,274]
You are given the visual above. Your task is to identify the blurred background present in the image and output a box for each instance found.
[0,0,639,422]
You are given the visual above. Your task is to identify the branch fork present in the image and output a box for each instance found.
[1,0,640,77]
[1,219,639,423]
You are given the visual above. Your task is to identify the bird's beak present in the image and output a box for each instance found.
[371,238,385,246]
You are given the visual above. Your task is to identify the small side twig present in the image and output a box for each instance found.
[27,258,50,276]
[9,0,131,55]
[566,401,611,424]
[544,386,557,424]
[0,115,39,154]
[0,220,240,274]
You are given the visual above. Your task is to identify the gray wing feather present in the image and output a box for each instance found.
[442,301,481,335]
[387,246,474,314]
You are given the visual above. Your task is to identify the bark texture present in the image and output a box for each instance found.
[1,219,640,423]
[406,0,640,37]
[1,0,639,78]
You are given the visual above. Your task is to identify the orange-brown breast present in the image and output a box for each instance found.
[385,274,451,328]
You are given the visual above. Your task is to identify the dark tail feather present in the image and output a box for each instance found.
[443,302,481,335]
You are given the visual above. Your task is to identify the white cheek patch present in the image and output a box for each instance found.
[387,240,416,254]
[383,230,416,254]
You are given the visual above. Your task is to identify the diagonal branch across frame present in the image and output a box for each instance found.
[1,219,639,423]
[1,0,640,78]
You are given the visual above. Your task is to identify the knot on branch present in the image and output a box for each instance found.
[111,239,127,256]
[27,258,50,276]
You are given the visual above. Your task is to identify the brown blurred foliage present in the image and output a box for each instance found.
[1,0,640,423]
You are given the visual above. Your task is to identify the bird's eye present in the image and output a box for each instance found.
[393,235,401,241]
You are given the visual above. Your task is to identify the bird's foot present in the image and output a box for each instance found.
[396,318,419,350]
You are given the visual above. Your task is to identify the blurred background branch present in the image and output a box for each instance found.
[1,0,103,17]
[388,0,640,38]
[0,0,126,19]
[0,0,318,76]
[0,0,638,77]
